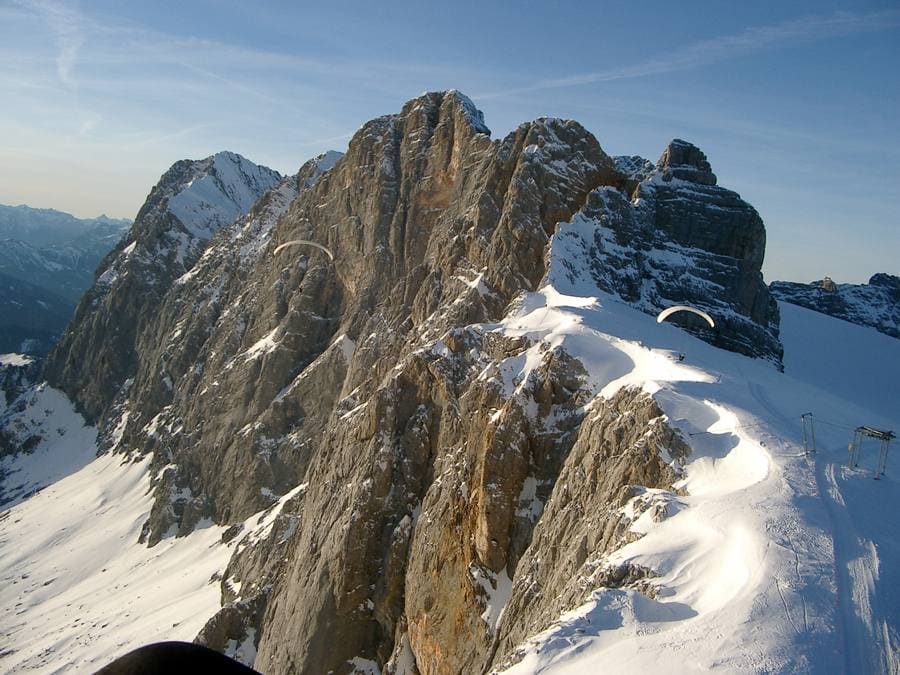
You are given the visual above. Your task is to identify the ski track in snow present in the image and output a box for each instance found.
[818,455,899,674]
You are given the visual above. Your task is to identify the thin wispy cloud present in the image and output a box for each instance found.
[14,0,84,89]
[67,10,474,88]
[178,62,282,106]
[4,4,452,131]
[477,10,900,99]
[7,0,436,105]
[78,111,102,136]
[128,123,216,150]
[292,132,354,149]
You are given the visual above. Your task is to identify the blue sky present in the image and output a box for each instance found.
[1,1,897,283]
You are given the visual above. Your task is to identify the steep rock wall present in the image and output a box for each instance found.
[42,91,784,674]
[44,153,281,421]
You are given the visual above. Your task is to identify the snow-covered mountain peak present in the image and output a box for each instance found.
[300,150,343,188]
[96,151,280,280]
[167,152,281,238]
[44,151,284,421]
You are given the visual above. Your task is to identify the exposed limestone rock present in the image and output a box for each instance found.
[771,273,900,339]
[194,595,265,667]
[1,356,40,413]
[550,140,782,364]
[0,356,41,458]
[42,90,783,674]
[657,137,717,185]
[252,328,591,674]
[44,152,281,422]
[397,338,590,675]
[104,91,623,550]
[490,388,689,669]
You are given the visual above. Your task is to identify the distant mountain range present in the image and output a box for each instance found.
[0,204,131,354]
[0,204,130,246]
[770,273,899,340]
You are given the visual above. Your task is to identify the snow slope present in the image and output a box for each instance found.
[0,388,285,672]
[0,386,96,508]
[487,231,900,672]
[0,354,33,367]
[0,453,230,672]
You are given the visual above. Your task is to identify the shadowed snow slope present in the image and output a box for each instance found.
[0,385,96,508]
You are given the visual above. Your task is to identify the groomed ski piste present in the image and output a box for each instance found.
[1,224,898,673]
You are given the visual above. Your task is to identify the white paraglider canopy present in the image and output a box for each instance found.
[273,239,335,261]
[656,304,715,328]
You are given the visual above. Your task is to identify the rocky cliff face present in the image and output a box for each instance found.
[43,91,782,673]
[0,355,41,446]
[771,273,899,339]
[44,152,282,421]
[585,140,782,363]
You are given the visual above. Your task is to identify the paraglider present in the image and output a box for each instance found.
[273,239,335,261]
[656,305,715,329]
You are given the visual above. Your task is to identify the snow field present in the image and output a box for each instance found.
[0,385,98,509]
[494,288,900,673]
[0,450,232,672]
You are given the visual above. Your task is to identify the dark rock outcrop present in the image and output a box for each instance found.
[0,355,42,458]
[771,273,900,339]
[550,140,782,364]
[0,355,40,411]
[656,137,716,185]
